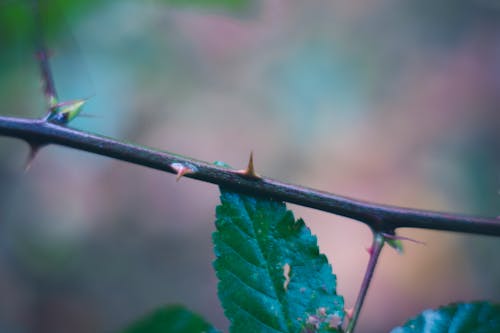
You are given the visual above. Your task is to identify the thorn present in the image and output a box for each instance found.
[345,308,354,319]
[170,162,196,181]
[236,151,261,179]
[365,246,374,256]
[24,143,43,172]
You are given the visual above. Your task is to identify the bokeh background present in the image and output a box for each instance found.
[1,0,499,332]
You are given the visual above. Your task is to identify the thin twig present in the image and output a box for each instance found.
[0,116,499,237]
[345,232,385,333]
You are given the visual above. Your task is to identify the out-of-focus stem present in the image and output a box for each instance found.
[34,0,58,110]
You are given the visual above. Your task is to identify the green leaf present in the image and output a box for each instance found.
[390,302,500,333]
[121,305,219,333]
[213,188,344,333]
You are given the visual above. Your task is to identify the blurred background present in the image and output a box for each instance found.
[0,0,499,332]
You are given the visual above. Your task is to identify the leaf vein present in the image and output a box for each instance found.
[230,299,287,333]
[239,196,291,329]
[221,259,277,304]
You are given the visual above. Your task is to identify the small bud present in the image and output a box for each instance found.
[48,99,87,124]
[170,162,197,181]
[386,238,404,255]
[236,151,261,179]
[382,232,426,255]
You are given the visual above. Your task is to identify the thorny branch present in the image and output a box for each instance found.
[0,115,499,237]
[3,0,496,238]
[1,4,499,332]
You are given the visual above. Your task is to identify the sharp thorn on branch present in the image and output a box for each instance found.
[236,151,261,179]
[24,142,44,172]
[170,162,197,181]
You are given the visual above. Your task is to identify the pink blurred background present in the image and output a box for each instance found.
[1,1,499,332]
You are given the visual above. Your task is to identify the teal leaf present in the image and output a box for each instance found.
[121,305,219,333]
[390,302,500,333]
[213,188,344,333]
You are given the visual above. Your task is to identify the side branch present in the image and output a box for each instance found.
[1,115,499,236]
[34,0,58,108]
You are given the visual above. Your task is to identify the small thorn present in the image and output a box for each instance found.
[236,151,261,179]
[365,246,374,255]
[24,143,42,172]
[345,308,354,319]
[170,162,196,181]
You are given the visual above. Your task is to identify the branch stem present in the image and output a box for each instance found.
[34,0,58,108]
[345,232,385,333]
[0,116,499,237]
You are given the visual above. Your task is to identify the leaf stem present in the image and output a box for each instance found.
[345,232,385,333]
[0,116,499,237]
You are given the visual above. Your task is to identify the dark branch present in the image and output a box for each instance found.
[1,115,499,237]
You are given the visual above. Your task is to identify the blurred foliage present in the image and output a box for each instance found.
[0,0,97,46]
[0,0,252,48]
[122,305,218,333]
[163,0,250,12]
[390,302,500,333]
[406,0,500,44]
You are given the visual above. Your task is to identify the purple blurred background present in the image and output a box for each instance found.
[1,1,499,332]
